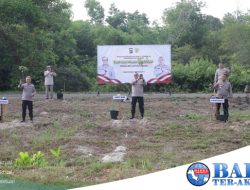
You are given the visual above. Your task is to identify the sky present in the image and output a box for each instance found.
[66,0,250,23]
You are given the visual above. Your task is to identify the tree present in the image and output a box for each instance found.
[0,0,73,89]
[220,23,250,66]
[106,4,150,35]
[162,0,205,48]
[199,15,223,63]
[223,11,250,26]
[203,15,223,31]
[106,3,127,31]
[92,25,131,45]
[84,0,104,24]
[127,11,149,35]
[69,21,96,58]
[173,44,200,64]
[200,31,223,64]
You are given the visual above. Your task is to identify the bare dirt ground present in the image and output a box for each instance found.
[0,93,249,188]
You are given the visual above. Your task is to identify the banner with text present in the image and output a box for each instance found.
[97,45,171,84]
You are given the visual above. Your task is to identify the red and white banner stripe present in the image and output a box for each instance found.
[147,73,172,84]
[97,74,122,84]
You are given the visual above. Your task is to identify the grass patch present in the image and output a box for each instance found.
[84,121,98,128]
[188,140,209,149]
[87,162,113,175]
[241,127,250,146]
[126,159,153,171]
[183,112,207,121]
[154,124,202,139]
[32,121,78,148]
[230,111,250,122]
[79,111,94,118]
[1,95,249,187]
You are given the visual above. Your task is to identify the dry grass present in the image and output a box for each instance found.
[0,94,250,188]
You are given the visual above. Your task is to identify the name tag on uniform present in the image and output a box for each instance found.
[210,97,225,103]
[0,100,9,105]
[113,95,127,100]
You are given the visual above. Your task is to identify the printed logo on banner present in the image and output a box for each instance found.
[186,162,210,186]
[129,48,133,54]
[128,48,140,54]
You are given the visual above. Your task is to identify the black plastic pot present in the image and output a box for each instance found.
[110,110,119,120]
[216,114,228,122]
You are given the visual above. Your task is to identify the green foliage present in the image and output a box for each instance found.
[171,60,250,92]
[50,147,61,160]
[184,113,206,121]
[0,0,72,90]
[172,58,216,92]
[172,44,200,64]
[15,152,32,166]
[200,31,223,63]
[229,64,250,90]
[55,65,90,92]
[106,3,127,31]
[69,21,96,57]
[126,159,153,170]
[84,0,104,24]
[18,66,29,74]
[220,22,250,66]
[15,151,47,167]
[15,148,66,167]
[1,0,250,92]
[31,151,47,167]
[162,0,206,48]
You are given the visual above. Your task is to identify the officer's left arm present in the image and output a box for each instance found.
[32,86,36,97]
[228,83,234,103]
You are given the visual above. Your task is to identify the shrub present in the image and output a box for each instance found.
[228,64,250,91]
[50,147,61,160]
[172,58,216,92]
[15,151,47,167]
[15,152,32,166]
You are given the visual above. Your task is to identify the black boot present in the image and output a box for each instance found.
[130,113,135,119]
